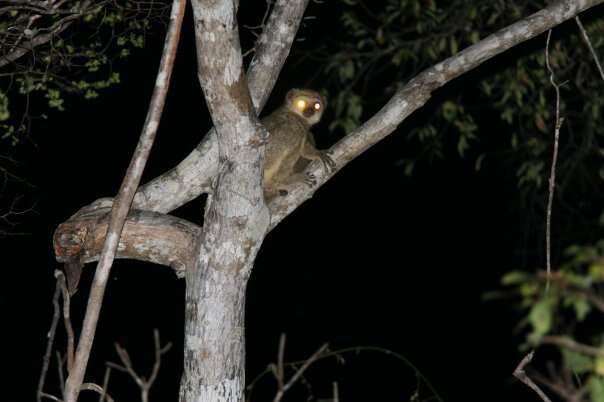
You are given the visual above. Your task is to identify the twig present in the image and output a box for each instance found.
[539,335,604,359]
[247,345,443,402]
[107,329,172,402]
[98,366,112,402]
[513,351,553,402]
[544,29,565,293]
[535,270,604,314]
[531,370,588,402]
[56,352,65,397]
[61,0,186,400]
[271,335,329,402]
[57,272,75,372]
[40,392,61,401]
[36,271,62,402]
[575,16,604,82]
[332,381,340,402]
[80,383,116,402]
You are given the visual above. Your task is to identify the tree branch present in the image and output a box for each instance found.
[54,208,200,276]
[539,335,604,359]
[130,0,310,213]
[61,0,186,400]
[267,0,604,228]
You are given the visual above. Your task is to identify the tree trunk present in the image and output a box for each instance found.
[180,260,249,402]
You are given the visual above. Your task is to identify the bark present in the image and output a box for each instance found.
[179,1,269,401]
[54,208,200,275]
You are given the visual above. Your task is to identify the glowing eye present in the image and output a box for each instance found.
[314,103,321,111]
[296,99,306,109]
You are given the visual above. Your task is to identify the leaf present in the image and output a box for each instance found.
[501,271,528,285]
[449,37,458,55]
[572,296,590,321]
[590,376,604,402]
[0,92,10,121]
[563,348,593,374]
[528,298,553,337]
[441,101,457,121]
[596,358,604,376]
[589,262,604,281]
[338,60,355,81]
[474,154,485,171]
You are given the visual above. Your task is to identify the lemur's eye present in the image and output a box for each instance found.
[314,102,321,111]
[296,99,306,110]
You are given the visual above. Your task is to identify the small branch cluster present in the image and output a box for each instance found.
[37,271,116,402]
[38,271,170,402]
[270,334,329,402]
[107,329,172,402]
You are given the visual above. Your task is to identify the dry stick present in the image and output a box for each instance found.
[40,392,61,402]
[274,333,286,389]
[61,0,186,400]
[37,271,62,402]
[539,335,604,359]
[107,329,172,402]
[272,336,329,402]
[513,29,565,402]
[80,383,116,402]
[531,371,588,402]
[332,381,340,402]
[575,16,604,82]
[544,29,564,293]
[514,351,553,402]
[98,366,112,402]
[248,345,442,402]
[56,352,65,397]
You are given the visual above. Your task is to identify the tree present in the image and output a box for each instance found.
[7,0,600,401]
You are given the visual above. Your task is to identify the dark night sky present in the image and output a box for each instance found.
[1,2,544,401]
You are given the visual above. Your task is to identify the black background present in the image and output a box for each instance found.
[1,2,545,401]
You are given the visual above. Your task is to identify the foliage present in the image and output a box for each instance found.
[315,0,604,218]
[499,241,604,400]
[0,0,170,145]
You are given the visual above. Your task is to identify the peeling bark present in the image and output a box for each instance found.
[54,208,200,276]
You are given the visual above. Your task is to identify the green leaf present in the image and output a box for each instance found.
[590,376,604,402]
[0,92,10,121]
[528,298,553,337]
[449,37,458,55]
[573,296,590,321]
[501,271,528,285]
[338,60,355,81]
[563,349,593,374]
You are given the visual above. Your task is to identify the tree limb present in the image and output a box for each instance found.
[268,0,604,228]
[54,208,200,276]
